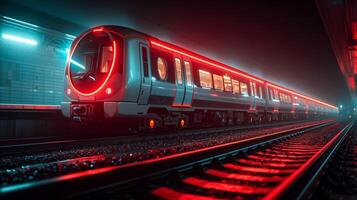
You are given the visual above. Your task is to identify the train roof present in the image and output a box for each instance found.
[93,25,338,110]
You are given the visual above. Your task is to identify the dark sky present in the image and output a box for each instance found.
[7,0,352,107]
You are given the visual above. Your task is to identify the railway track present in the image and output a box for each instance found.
[85,121,352,200]
[0,119,324,156]
[306,120,357,199]
[0,119,351,199]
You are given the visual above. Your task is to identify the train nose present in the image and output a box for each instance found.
[67,28,118,96]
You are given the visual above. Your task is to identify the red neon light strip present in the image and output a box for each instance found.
[57,166,118,181]
[68,38,117,96]
[92,27,104,32]
[151,40,337,110]
[267,83,338,110]
[0,104,60,110]
[150,40,264,83]
[183,177,271,194]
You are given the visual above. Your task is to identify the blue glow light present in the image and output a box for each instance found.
[2,33,38,45]
[3,16,39,28]
[65,34,76,40]
[70,60,86,69]
[0,182,34,193]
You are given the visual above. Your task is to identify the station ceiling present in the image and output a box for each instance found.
[316,0,357,107]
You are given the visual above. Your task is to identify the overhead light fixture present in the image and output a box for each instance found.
[2,33,38,46]
[3,16,39,28]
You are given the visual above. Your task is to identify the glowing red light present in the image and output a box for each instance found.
[267,83,338,110]
[183,177,270,194]
[264,124,352,200]
[149,119,155,129]
[150,40,264,83]
[57,166,117,181]
[105,87,112,95]
[152,187,213,199]
[92,27,104,32]
[67,38,117,96]
[171,103,192,108]
[150,39,337,111]
[180,119,185,127]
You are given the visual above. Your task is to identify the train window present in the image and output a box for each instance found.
[274,89,279,100]
[240,82,248,96]
[232,79,240,94]
[293,96,297,104]
[223,75,232,92]
[175,58,183,84]
[250,82,258,97]
[270,89,274,100]
[213,74,223,91]
[250,82,254,96]
[141,46,149,77]
[199,70,212,88]
[259,87,263,99]
[253,83,257,97]
[100,46,113,73]
[157,57,167,80]
[184,61,192,86]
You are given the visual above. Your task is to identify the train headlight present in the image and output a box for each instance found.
[66,88,71,95]
[105,87,112,95]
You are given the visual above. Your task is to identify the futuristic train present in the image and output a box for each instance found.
[61,25,338,130]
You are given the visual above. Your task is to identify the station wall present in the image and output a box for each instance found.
[0,17,74,105]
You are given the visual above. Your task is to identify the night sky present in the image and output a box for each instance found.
[7,0,352,107]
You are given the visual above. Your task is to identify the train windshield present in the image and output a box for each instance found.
[69,31,116,94]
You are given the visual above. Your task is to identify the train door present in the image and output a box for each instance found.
[172,57,185,106]
[182,60,193,106]
[138,44,152,105]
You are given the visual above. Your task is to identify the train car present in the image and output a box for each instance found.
[61,25,338,130]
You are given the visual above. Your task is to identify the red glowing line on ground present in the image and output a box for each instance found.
[57,166,118,181]
[183,177,271,194]
[205,169,284,183]
[263,122,353,200]
[67,38,117,96]
[151,187,216,200]
[150,40,264,83]
[267,83,338,110]
[224,163,295,174]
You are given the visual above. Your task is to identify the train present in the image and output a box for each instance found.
[61,25,338,130]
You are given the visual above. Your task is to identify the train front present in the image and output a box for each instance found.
[61,27,123,122]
